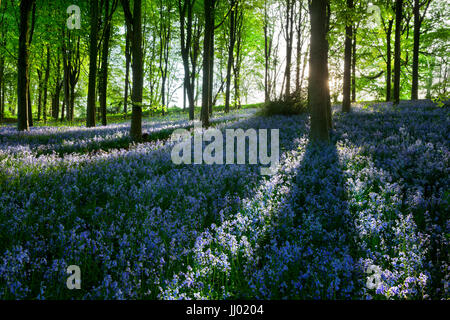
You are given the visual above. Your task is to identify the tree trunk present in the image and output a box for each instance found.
[342,0,353,112]
[122,0,143,140]
[225,1,236,113]
[124,23,131,114]
[131,0,143,140]
[27,85,33,126]
[37,68,42,121]
[308,0,330,142]
[87,0,99,127]
[99,0,112,126]
[411,0,420,100]
[208,15,215,116]
[233,7,243,109]
[393,0,403,105]
[17,0,34,131]
[351,29,357,102]
[295,2,303,95]
[264,0,272,102]
[284,0,294,98]
[62,30,69,122]
[179,0,196,120]
[0,57,3,121]
[42,45,50,123]
[386,19,393,102]
[201,0,214,127]
[0,0,7,122]
[26,2,36,128]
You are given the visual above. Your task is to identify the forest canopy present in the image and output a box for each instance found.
[0,0,448,136]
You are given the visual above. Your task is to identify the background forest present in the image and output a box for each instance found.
[0,0,448,131]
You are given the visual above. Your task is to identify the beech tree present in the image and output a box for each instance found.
[411,0,432,100]
[122,0,144,141]
[17,0,35,131]
[86,0,99,127]
[308,0,330,143]
[342,0,353,112]
[393,0,403,105]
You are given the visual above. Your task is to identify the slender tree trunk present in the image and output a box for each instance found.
[201,0,214,127]
[69,85,75,122]
[386,19,393,102]
[124,23,131,114]
[225,1,236,113]
[411,0,420,100]
[0,57,3,121]
[99,0,112,126]
[264,0,272,102]
[26,2,36,128]
[393,0,403,105]
[208,16,215,116]
[308,0,330,142]
[62,30,69,122]
[87,0,99,127]
[191,17,201,114]
[299,44,309,97]
[284,0,294,98]
[37,68,42,121]
[131,0,143,140]
[0,1,6,122]
[17,0,35,131]
[52,82,60,120]
[295,2,303,95]
[42,45,50,123]
[342,0,353,112]
[179,0,195,121]
[27,85,33,126]
[122,0,143,140]
[234,8,243,109]
[351,29,357,102]
[325,2,332,130]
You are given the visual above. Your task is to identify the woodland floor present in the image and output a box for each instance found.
[0,101,448,299]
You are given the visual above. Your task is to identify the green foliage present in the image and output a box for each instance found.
[433,94,449,108]
[259,96,307,117]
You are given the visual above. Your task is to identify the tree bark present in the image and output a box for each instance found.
[351,28,357,102]
[179,0,196,120]
[0,0,7,122]
[26,2,36,127]
[230,6,243,109]
[393,0,403,105]
[284,0,294,98]
[201,0,214,127]
[99,0,112,126]
[42,45,50,123]
[17,0,35,131]
[0,57,3,121]
[122,0,144,140]
[225,1,236,113]
[386,19,393,102]
[342,0,353,112]
[411,0,430,100]
[124,23,131,114]
[159,0,172,116]
[308,0,330,142]
[37,67,42,121]
[87,0,99,127]
[264,0,272,102]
